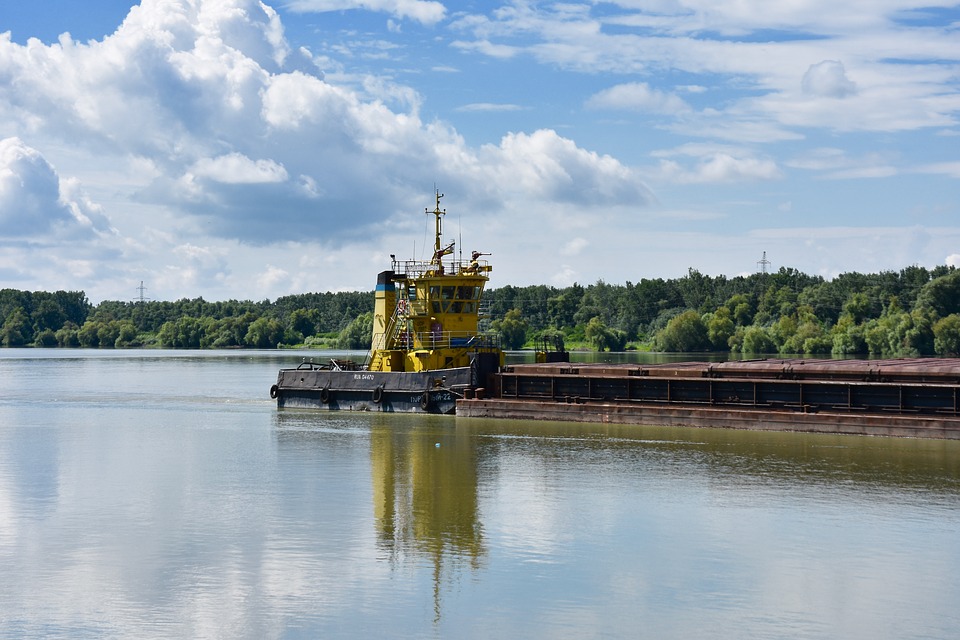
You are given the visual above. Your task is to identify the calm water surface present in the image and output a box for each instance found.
[1,350,959,639]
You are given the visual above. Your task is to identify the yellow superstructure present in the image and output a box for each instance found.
[368,192,501,373]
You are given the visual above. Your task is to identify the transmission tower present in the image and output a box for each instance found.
[136,281,150,303]
[757,251,771,274]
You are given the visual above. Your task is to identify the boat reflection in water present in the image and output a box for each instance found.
[274,410,485,623]
[369,416,484,620]
[272,409,960,637]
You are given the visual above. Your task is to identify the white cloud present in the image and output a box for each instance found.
[455,103,525,113]
[550,265,579,287]
[915,162,960,179]
[586,82,690,114]
[786,147,898,179]
[449,39,520,59]
[188,153,289,184]
[650,144,782,184]
[0,137,114,239]
[801,60,857,98]
[822,165,897,180]
[480,129,653,205]
[785,147,850,171]
[256,264,290,291]
[0,0,671,300]
[283,0,446,25]
[0,0,954,305]
[947,254,960,268]
[713,154,777,182]
[451,2,960,136]
[260,71,342,129]
[561,237,588,256]
[156,243,231,294]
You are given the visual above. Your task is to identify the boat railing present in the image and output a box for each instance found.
[330,358,364,371]
[395,330,501,351]
[393,258,490,278]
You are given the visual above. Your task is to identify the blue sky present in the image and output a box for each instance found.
[1,0,958,303]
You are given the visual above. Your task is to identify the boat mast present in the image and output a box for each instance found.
[427,190,453,268]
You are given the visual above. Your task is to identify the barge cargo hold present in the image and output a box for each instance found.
[456,358,960,439]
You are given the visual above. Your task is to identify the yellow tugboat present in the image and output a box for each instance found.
[271,191,504,413]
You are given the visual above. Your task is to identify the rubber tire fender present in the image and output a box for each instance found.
[269,384,279,399]
[320,386,331,404]
[420,391,431,411]
[372,385,384,404]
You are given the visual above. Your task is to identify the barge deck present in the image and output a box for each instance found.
[457,358,960,439]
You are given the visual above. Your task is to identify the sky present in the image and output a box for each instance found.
[0,0,958,304]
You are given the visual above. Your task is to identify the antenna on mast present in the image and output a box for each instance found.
[426,188,454,269]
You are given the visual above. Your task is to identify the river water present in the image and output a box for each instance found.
[1,350,958,639]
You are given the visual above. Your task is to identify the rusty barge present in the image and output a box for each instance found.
[456,358,960,439]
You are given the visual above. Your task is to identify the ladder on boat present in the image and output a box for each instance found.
[367,302,408,371]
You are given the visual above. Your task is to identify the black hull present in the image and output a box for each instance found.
[273,366,473,414]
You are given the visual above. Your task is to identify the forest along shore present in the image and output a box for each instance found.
[2,264,959,356]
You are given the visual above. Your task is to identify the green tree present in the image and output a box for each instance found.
[31,298,66,335]
[78,321,102,347]
[547,286,582,329]
[246,316,285,349]
[770,313,798,350]
[797,281,844,326]
[115,321,140,347]
[915,270,960,317]
[741,326,777,354]
[655,310,710,352]
[56,322,81,347]
[176,316,204,348]
[724,293,755,326]
[706,307,735,350]
[780,319,827,355]
[573,291,602,327]
[289,308,319,337]
[862,298,935,357]
[584,316,627,351]
[727,326,746,352]
[2,307,31,346]
[207,312,256,347]
[336,312,372,350]
[97,321,121,348]
[34,328,57,347]
[584,316,607,351]
[676,268,715,311]
[933,314,960,356]
[842,292,872,324]
[757,284,798,324]
[493,308,529,350]
[831,315,866,356]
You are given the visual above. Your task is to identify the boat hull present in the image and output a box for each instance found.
[272,366,476,414]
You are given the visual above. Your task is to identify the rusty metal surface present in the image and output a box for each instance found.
[486,358,960,436]
[457,398,960,440]
[507,358,960,382]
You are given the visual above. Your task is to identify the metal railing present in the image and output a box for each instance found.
[392,258,490,278]
[394,330,501,351]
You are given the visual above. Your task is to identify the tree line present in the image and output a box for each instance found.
[485,264,960,357]
[2,263,959,355]
[0,289,371,349]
